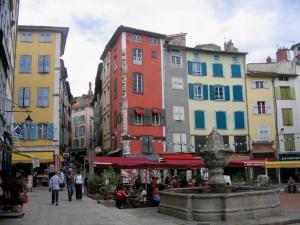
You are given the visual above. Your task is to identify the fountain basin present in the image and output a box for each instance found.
[159,186,280,222]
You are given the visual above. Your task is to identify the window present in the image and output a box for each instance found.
[18,87,30,107]
[152,112,161,125]
[171,77,184,89]
[132,34,142,43]
[73,116,79,125]
[214,54,220,61]
[194,84,203,99]
[213,63,223,77]
[37,88,49,107]
[193,52,200,59]
[134,109,144,125]
[79,126,85,135]
[259,124,269,141]
[234,136,247,152]
[38,55,50,73]
[223,136,229,148]
[21,32,32,42]
[279,76,288,81]
[114,79,117,99]
[234,111,245,129]
[232,55,238,63]
[253,101,272,115]
[187,61,207,76]
[148,37,158,45]
[141,136,153,154]
[231,64,241,77]
[173,106,185,121]
[280,87,293,100]
[171,55,182,68]
[80,138,85,147]
[173,133,187,152]
[282,108,293,126]
[79,115,85,124]
[215,85,224,100]
[133,48,142,65]
[284,134,295,151]
[113,55,117,71]
[37,123,48,139]
[233,85,243,101]
[133,73,143,93]
[75,127,78,137]
[195,136,206,152]
[40,32,51,42]
[151,51,157,59]
[73,140,79,148]
[258,101,265,114]
[195,110,205,129]
[254,81,264,89]
[19,55,32,73]
[216,111,227,129]
[189,84,208,100]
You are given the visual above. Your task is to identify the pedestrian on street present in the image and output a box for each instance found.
[74,170,83,200]
[49,170,61,205]
[66,168,75,201]
[288,176,296,193]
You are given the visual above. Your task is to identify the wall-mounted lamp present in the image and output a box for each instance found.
[25,114,33,126]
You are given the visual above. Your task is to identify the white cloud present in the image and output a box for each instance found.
[18,0,299,96]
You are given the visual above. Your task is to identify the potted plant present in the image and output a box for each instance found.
[100,169,120,200]
[88,176,102,194]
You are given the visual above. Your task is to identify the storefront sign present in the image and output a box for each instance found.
[54,154,60,171]
[32,157,40,168]
[279,153,300,161]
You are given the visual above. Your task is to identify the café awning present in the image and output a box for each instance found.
[12,151,63,164]
[229,159,266,167]
[265,161,300,168]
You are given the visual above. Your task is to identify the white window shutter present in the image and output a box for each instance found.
[173,106,179,120]
[180,107,185,121]
[253,102,258,114]
[181,133,187,152]
[252,81,256,89]
[173,133,181,152]
[259,124,269,141]
[266,101,272,114]
[264,81,270,89]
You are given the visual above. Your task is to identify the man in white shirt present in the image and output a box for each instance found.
[49,170,61,205]
[74,170,83,200]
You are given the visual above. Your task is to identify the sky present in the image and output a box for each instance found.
[19,0,300,97]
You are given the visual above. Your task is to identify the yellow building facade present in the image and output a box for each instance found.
[13,26,68,169]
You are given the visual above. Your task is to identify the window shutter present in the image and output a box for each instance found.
[187,61,193,75]
[181,133,187,152]
[141,136,148,154]
[179,107,185,120]
[128,107,135,125]
[20,56,26,72]
[188,83,194,99]
[213,63,223,77]
[252,81,256,89]
[290,87,296,100]
[24,88,30,107]
[253,102,259,114]
[259,124,269,141]
[195,111,205,129]
[23,125,29,140]
[133,74,137,93]
[266,101,272,114]
[275,87,281,99]
[47,123,54,140]
[233,85,243,101]
[216,111,226,129]
[38,56,43,72]
[173,106,179,120]
[161,109,166,125]
[201,63,207,76]
[263,81,270,89]
[203,85,208,100]
[234,111,245,129]
[18,88,23,106]
[26,56,31,73]
[44,56,50,72]
[44,88,49,107]
[231,64,241,77]
[30,123,38,140]
[225,86,230,101]
[144,108,151,125]
[209,85,215,100]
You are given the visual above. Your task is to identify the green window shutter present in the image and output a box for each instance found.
[234,111,245,129]
[225,86,230,101]
[47,123,54,140]
[231,64,241,77]
[201,63,207,76]
[188,84,194,99]
[216,111,227,129]
[282,108,293,126]
[213,63,223,77]
[187,61,193,75]
[275,87,281,99]
[195,110,205,129]
[284,134,295,151]
[290,87,296,100]
[203,85,208,100]
[209,85,215,100]
[233,85,243,101]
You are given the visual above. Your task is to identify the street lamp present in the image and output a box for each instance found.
[25,114,33,126]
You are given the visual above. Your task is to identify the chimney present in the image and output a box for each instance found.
[88,81,93,96]
[266,56,272,63]
[276,47,290,62]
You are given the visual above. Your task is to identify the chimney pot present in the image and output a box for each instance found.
[266,56,272,63]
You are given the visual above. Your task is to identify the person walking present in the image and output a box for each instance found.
[74,170,83,200]
[49,170,61,206]
[66,168,75,201]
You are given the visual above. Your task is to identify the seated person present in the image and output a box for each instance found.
[115,185,129,208]
[288,176,296,193]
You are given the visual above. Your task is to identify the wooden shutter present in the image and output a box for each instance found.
[195,111,205,129]
[225,86,230,101]
[290,87,296,100]
[173,106,179,120]
[133,74,137,93]
[188,84,194,99]
[179,107,185,121]
[201,63,207,76]
[128,107,135,125]
[44,56,50,73]
[30,123,38,140]
[213,63,223,77]
[234,111,245,129]
[203,85,208,100]
[259,124,269,141]
[263,81,270,89]
[251,81,256,89]
[187,61,193,75]
[275,87,281,99]
[47,123,54,140]
[265,101,272,114]
[253,101,259,114]
[24,88,30,107]
[231,64,241,77]
[216,111,226,129]
[144,108,151,125]
[161,109,166,125]
[209,85,215,100]
[18,88,23,106]
[38,56,43,72]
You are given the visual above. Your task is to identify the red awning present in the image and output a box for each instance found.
[152,108,161,114]
[160,153,194,160]
[229,159,266,167]
[135,108,144,115]
[163,159,203,169]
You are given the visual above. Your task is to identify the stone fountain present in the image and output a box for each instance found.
[159,129,280,222]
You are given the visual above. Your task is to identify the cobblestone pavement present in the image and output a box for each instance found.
[1,186,300,225]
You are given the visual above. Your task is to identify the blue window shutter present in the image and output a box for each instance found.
[225,86,230,101]
[234,111,245,129]
[38,56,43,72]
[231,64,241,77]
[44,56,50,72]
[216,111,227,129]
[47,123,54,140]
[233,85,243,101]
[188,83,194,99]
[26,56,31,73]
[187,61,193,75]
[195,111,205,128]
[20,56,26,72]
[22,124,29,140]
[201,63,207,76]
[18,88,23,106]
[209,85,215,100]
[213,63,223,77]
[24,88,30,107]
[203,85,208,100]
[30,123,38,140]
[44,88,49,106]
